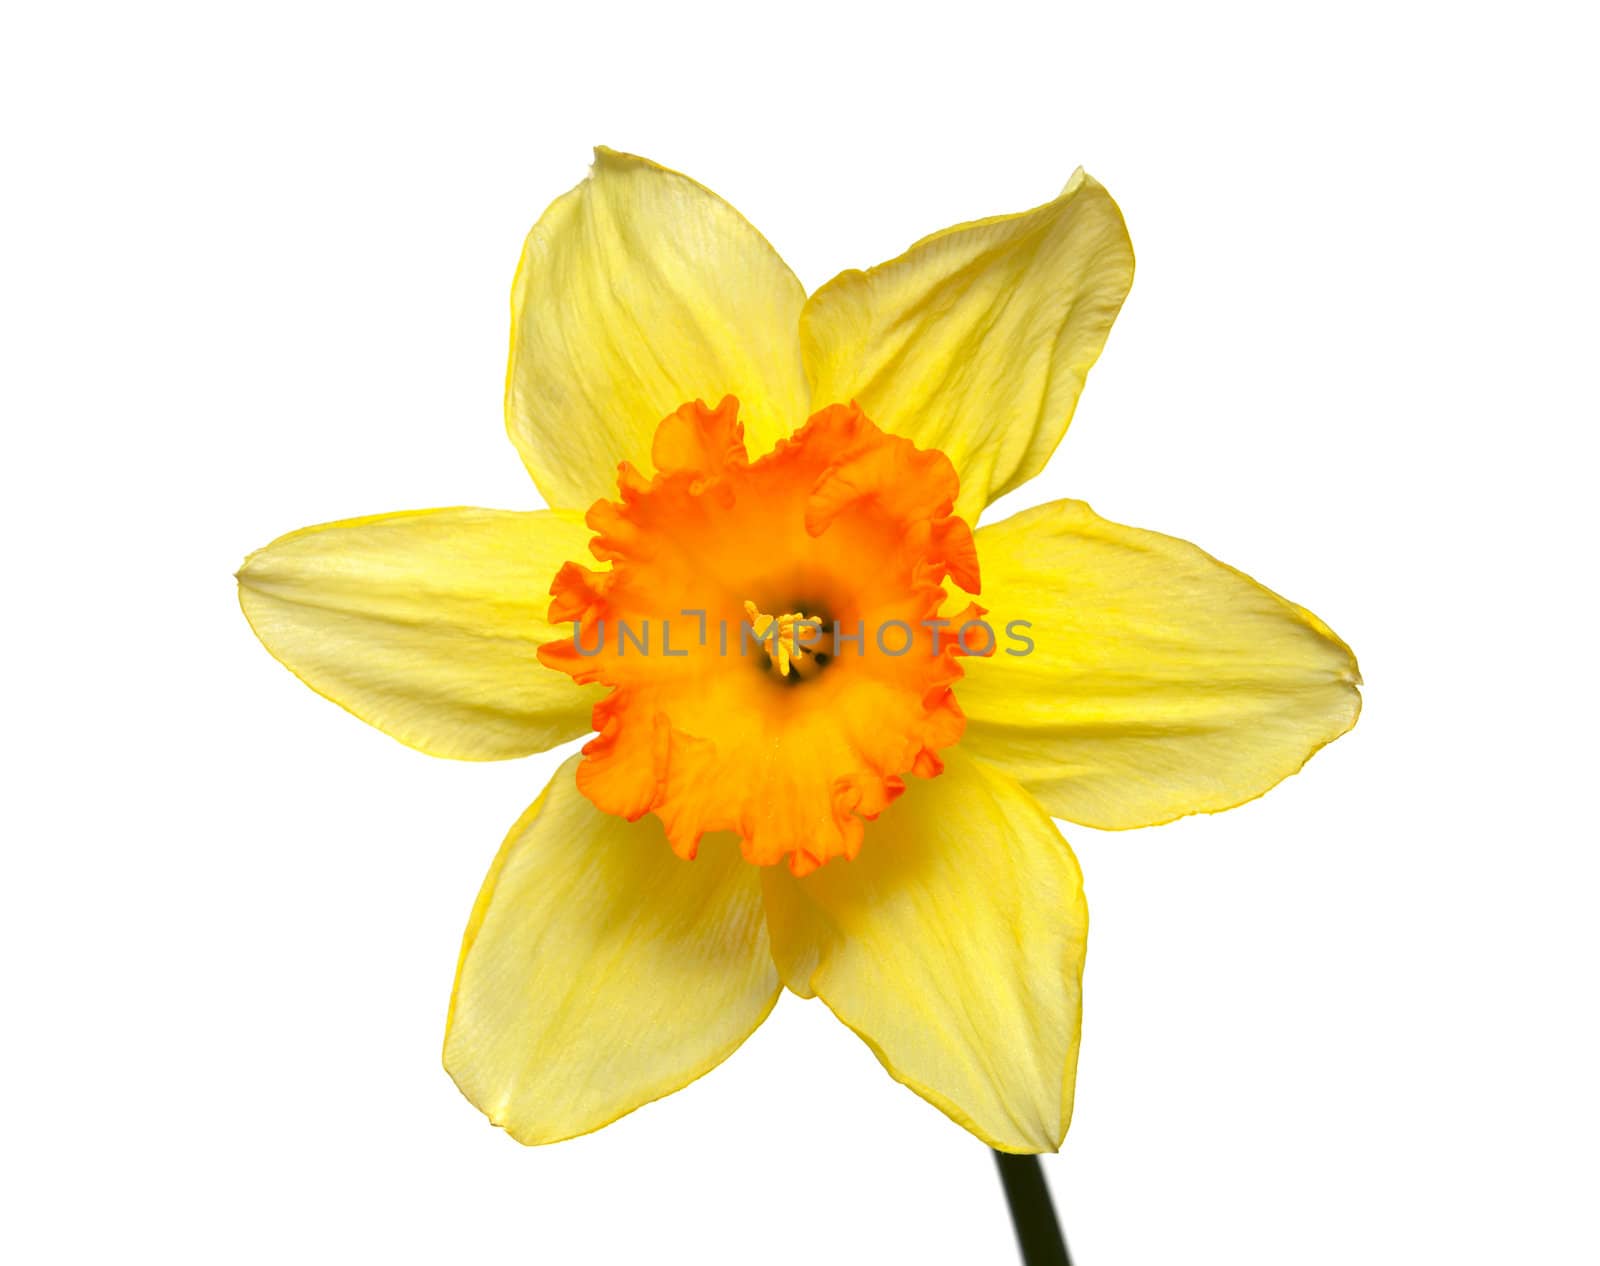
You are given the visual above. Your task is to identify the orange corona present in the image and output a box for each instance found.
[540,397,990,874]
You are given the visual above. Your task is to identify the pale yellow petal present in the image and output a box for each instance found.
[506,147,809,509]
[762,751,1087,1153]
[445,758,779,1145]
[800,170,1134,522]
[237,507,598,759]
[956,500,1361,828]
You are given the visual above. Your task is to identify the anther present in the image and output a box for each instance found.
[743,600,833,679]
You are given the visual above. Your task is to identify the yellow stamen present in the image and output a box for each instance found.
[743,600,825,678]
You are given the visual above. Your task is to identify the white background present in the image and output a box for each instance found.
[4,2,1595,1262]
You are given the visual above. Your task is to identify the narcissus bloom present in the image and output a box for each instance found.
[238,149,1360,1152]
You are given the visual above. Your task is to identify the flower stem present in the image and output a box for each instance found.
[992,1150,1073,1265]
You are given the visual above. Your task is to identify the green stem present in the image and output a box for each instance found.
[992,1150,1073,1265]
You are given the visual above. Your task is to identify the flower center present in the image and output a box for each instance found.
[742,600,833,680]
[539,396,988,875]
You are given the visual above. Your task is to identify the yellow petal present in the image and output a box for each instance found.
[762,750,1087,1153]
[506,148,809,510]
[237,507,598,760]
[956,500,1361,828]
[444,757,780,1145]
[800,170,1134,522]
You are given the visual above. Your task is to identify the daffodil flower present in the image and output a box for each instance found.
[238,148,1360,1153]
